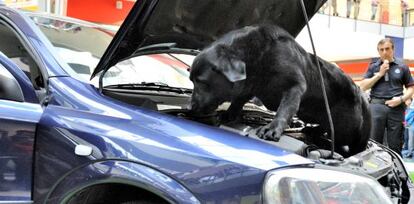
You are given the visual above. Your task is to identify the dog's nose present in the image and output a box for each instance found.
[186,103,192,110]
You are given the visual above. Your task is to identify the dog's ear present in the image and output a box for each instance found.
[220,58,246,82]
[214,46,246,82]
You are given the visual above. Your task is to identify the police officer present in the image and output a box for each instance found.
[360,38,414,155]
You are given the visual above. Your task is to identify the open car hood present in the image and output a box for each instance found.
[91,0,326,79]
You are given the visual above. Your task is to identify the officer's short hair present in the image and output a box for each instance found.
[377,38,394,49]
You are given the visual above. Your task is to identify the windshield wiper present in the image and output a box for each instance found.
[105,82,192,94]
[141,82,169,86]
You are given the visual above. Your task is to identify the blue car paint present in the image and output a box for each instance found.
[0,52,43,201]
[33,77,312,203]
[47,77,311,169]
[0,100,41,201]
[0,4,314,204]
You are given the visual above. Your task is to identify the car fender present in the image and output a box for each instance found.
[43,159,200,204]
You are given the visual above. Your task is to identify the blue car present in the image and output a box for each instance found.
[0,0,411,203]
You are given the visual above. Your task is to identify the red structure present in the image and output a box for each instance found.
[66,0,135,25]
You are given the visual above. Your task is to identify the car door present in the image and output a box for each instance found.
[0,52,42,203]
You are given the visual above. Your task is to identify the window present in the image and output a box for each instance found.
[0,21,44,90]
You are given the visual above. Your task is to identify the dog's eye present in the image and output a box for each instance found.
[194,78,205,84]
[194,79,207,87]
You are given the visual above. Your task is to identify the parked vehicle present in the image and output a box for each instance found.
[0,0,411,203]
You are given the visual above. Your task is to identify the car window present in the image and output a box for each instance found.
[97,54,195,89]
[0,64,24,102]
[0,21,44,90]
[29,15,114,82]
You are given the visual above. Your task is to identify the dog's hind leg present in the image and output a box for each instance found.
[256,84,306,141]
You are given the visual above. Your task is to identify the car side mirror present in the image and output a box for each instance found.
[0,64,24,102]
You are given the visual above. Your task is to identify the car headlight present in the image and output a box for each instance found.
[263,168,393,204]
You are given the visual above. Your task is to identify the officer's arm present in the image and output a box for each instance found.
[359,72,384,91]
[360,63,388,91]
[402,86,414,103]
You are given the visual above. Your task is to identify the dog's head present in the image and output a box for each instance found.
[190,45,246,113]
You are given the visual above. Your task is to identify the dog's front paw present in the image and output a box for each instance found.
[256,124,282,141]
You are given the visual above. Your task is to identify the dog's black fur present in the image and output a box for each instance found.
[189,24,371,157]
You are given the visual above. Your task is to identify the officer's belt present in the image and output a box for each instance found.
[370,97,392,104]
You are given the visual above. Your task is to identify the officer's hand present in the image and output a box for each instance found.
[385,97,401,107]
[378,60,390,77]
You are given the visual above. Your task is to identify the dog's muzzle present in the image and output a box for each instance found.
[189,101,198,111]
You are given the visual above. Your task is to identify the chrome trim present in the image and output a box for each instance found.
[0,201,33,204]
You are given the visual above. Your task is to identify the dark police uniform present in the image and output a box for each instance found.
[364,58,414,154]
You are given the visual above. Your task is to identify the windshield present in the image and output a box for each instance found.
[99,54,194,89]
[29,14,194,89]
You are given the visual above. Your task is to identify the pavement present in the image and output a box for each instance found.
[403,159,414,179]
[403,160,414,204]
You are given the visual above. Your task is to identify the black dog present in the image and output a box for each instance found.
[190,24,371,157]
